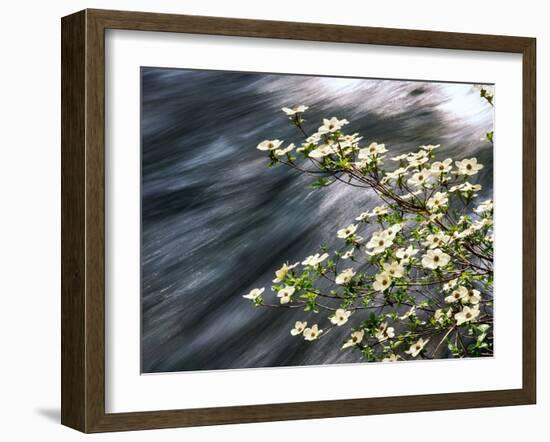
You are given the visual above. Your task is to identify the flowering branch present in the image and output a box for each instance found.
[244,94,494,362]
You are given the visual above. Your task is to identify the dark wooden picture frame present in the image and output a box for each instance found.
[61,8,536,433]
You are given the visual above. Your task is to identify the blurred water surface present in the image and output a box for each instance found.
[141,68,493,373]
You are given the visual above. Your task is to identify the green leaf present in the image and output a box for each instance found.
[311,177,331,189]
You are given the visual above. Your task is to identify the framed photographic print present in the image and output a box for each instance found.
[61,9,536,433]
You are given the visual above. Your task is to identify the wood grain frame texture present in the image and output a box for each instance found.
[61,8,537,433]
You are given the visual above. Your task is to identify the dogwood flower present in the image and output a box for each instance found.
[374,322,395,342]
[449,182,481,195]
[462,182,481,191]
[474,199,494,214]
[399,306,416,320]
[386,223,403,238]
[308,143,335,158]
[342,330,364,349]
[281,105,309,115]
[408,170,430,187]
[391,153,409,162]
[421,248,451,269]
[395,245,419,264]
[408,156,429,168]
[407,150,430,167]
[421,213,445,226]
[336,139,352,151]
[303,324,323,341]
[423,232,452,249]
[452,227,473,240]
[337,224,358,239]
[420,144,440,152]
[430,159,453,175]
[374,205,392,216]
[382,354,400,362]
[442,278,459,292]
[358,142,387,159]
[277,285,296,304]
[355,212,369,221]
[339,133,363,145]
[257,139,284,151]
[335,268,356,285]
[318,117,349,134]
[330,309,352,326]
[455,305,480,326]
[463,288,481,304]
[356,206,390,221]
[383,261,405,278]
[461,182,482,193]
[366,231,394,255]
[242,287,265,301]
[290,321,307,336]
[274,143,295,156]
[472,218,492,230]
[445,285,468,303]
[426,192,449,211]
[384,167,409,182]
[456,158,483,176]
[373,271,392,292]
[302,253,329,267]
[410,148,429,158]
[305,133,322,144]
[455,223,483,242]
[401,189,423,200]
[405,338,430,357]
[273,262,299,283]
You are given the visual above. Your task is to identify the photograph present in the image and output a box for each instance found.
[140,68,495,373]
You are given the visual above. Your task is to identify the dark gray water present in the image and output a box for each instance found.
[141,68,494,373]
